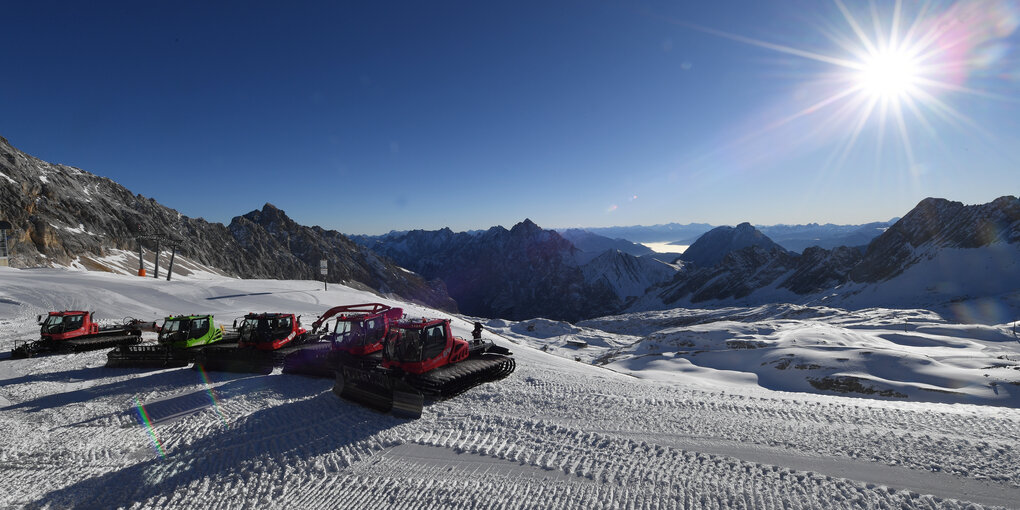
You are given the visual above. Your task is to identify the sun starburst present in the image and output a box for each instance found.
[856,48,921,100]
[665,0,1020,175]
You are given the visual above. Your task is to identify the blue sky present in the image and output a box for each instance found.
[3,1,1018,234]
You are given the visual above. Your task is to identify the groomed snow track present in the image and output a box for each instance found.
[2,270,1019,509]
[4,342,1019,509]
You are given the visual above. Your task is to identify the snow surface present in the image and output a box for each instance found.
[2,267,1020,508]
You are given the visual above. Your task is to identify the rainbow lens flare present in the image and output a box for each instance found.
[134,396,166,458]
[196,365,229,429]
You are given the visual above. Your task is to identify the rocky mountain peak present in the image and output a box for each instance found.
[850,195,1020,282]
[367,221,617,321]
[241,203,293,228]
[680,222,786,268]
[509,218,544,237]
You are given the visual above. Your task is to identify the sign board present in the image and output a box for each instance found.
[319,259,328,275]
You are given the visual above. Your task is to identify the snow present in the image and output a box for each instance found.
[829,245,1020,324]
[1,267,1020,508]
[0,171,15,185]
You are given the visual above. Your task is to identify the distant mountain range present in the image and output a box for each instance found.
[571,220,897,254]
[633,196,1019,321]
[2,134,1016,323]
[353,221,678,322]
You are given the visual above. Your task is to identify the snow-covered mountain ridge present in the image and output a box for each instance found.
[635,197,1020,323]
[850,196,1020,282]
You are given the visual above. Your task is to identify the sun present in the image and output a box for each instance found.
[666,0,1018,175]
[856,48,920,101]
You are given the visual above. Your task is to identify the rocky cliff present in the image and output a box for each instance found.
[850,196,1020,283]
[679,222,788,268]
[0,135,455,311]
[362,220,622,322]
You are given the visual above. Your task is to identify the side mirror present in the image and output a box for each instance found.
[36,314,42,324]
[233,319,237,329]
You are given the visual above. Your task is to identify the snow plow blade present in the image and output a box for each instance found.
[281,343,335,378]
[333,364,424,419]
[11,340,52,359]
[105,344,195,369]
[193,347,274,375]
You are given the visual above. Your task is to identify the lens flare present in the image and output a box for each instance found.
[134,397,166,458]
[660,0,1020,177]
[196,365,229,428]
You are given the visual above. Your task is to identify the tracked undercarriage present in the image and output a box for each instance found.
[14,334,143,359]
[105,315,237,369]
[11,312,151,360]
[333,319,515,418]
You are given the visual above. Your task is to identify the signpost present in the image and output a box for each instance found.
[320,259,328,291]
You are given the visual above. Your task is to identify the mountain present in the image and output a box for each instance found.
[362,220,627,322]
[850,196,1020,282]
[757,221,895,253]
[555,228,653,264]
[580,249,679,300]
[679,222,789,268]
[653,244,864,305]
[573,221,892,254]
[0,135,455,311]
[636,197,1019,319]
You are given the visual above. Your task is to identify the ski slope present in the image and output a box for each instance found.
[1,266,1019,509]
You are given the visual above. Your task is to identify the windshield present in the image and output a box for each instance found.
[158,319,189,342]
[385,324,446,362]
[336,319,366,347]
[42,314,84,334]
[240,316,291,343]
[385,327,423,362]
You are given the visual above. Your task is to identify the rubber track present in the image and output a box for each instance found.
[407,353,516,398]
[11,335,142,359]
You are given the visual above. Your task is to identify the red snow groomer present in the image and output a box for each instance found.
[333,317,515,419]
[282,303,403,377]
[11,311,153,359]
[193,312,310,374]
